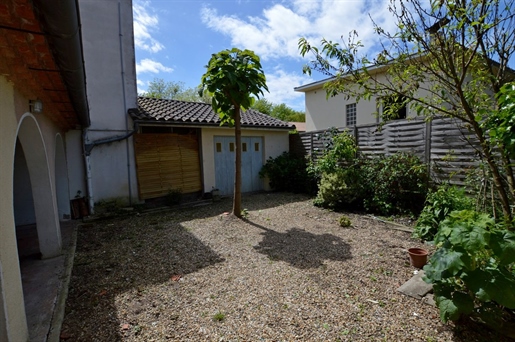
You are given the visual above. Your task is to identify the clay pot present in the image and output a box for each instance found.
[408,248,428,268]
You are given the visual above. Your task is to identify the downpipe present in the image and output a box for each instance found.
[83,123,138,215]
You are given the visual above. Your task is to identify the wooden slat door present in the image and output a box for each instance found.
[134,133,202,199]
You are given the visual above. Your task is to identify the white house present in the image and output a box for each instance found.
[294,68,422,132]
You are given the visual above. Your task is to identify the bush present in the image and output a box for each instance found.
[259,152,314,194]
[424,210,515,326]
[413,185,473,241]
[313,168,365,209]
[339,215,352,227]
[361,153,429,215]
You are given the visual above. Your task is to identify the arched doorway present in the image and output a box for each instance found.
[13,114,64,340]
[15,115,61,259]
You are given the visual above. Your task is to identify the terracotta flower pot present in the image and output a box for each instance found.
[408,248,428,268]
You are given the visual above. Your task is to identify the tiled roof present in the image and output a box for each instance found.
[129,97,295,129]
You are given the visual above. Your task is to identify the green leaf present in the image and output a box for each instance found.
[490,230,515,265]
[465,268,515,308]
[451,224,489,253]
[435,295,461,323]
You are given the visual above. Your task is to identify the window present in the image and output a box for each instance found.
[242,142,247,152]
[229,142,235,152]
[216,142,222,153]
[382,96,407,120]
[346,103,357,126]
[254,142,260,152]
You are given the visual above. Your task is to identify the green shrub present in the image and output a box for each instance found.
[413,185,473,241]
[424,210,515,326]
[362,153,429,215]
[339,215,352,227]
[313,169,364,209]
[259,152,314,193]
[314,129,357,175]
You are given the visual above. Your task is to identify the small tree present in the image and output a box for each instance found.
[299,0,515,225]
[201,48,268,218]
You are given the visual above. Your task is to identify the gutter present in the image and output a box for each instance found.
[132,119,295,131]
[33,0,90,127]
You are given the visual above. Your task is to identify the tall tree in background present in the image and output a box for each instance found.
[252,98,274,115]
[252,98,306,122]
[145,78,183,99]
[299,0,515,223]
[144,78,212,103]
[271,103,305,122]
[201,48,268,218]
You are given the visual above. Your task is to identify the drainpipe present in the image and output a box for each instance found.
[82,129,95,214]
[84,124,138,156]
[83,123,138,214]
[118,0,133,206]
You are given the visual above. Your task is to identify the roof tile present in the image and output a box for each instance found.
[131,97,295,129]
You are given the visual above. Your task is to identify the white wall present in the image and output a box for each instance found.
[78,0,139,205]
[0,75,29,342]
[200,127,290,193]
[302,73,430,131]
[305,89,380,131]
[65,130,86,200]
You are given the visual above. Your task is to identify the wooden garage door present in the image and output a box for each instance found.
[134,132,202,199]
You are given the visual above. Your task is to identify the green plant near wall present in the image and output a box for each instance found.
[313,168,365,210]
[309,129,357,178]
[423,210,515,327]
[413,185,473,241]
[259,151,314,194]
[361,152,429,216]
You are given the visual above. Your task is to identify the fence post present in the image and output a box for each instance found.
[310,132,314,158]
[354,125,359,147]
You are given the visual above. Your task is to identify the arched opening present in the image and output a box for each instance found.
[14,138,40,259]
[55,134,71,220]
[14,114,63,341]
[15,115,61,258]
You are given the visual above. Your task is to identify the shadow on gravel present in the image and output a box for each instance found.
[62,220,225,341]
[248,221,352,269]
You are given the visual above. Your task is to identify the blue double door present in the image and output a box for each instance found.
[214,136,264,195]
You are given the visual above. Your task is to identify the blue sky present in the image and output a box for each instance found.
[133,0,397,111]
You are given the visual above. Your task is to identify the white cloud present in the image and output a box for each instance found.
[264,68,313,110]
[133,0,164,53]
[200,0,397,61]
[136,58,173,74]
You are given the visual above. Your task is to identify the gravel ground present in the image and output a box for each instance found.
[61,192,510,341]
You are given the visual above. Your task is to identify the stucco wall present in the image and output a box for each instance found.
[65,130,87,199]
[78,0,139,205]
[1,72,76,340]
[0,76,30,342]
[305,89,380,131]
[302,73,433,131]
[200,127,290,193]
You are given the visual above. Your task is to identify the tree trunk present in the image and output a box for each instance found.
[470,119,513,226]
[233,106,242,218]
